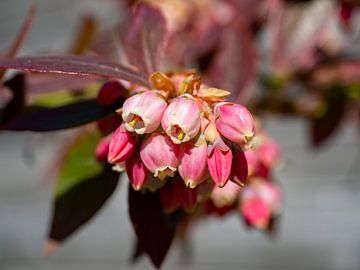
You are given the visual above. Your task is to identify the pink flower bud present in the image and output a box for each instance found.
[161,97,201,144]
[95,136,111,164]
[215,103,254,145]
[244,150,258,176]
[207,139,232,187]
[241,195,271,229]
[256,180,282,215]
[179,141,207,188]
[258,137,281,169]
[97,81,125,105]
[211,181,241,208]
[122,91,167,134]
[230,148,248,185]
[140,133,180,180]
[126,155,149,191]
[108,125,136,164]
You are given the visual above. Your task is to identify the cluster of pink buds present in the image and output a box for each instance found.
[101,71,255,192]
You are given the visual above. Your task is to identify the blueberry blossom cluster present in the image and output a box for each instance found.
[99,71,255,193]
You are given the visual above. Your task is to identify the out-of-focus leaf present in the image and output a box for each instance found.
[32,83,100,107]
[71,15,97,55]
[48,166,120,242]
[310,89,347,147]
[0,5,36,81]
[128,186,183,268]
[0,74,26,125]
[204,19,257,102]
[2,97,124,131]
[125,3,168,75]
[0,55,150,87]
[54,129,103,198]
[27,73,99,94]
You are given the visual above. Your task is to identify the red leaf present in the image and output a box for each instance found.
[310,90,347,147]
[2,98,124,132]
[128,186,183,268]
[125,3,168,75]
[48,166,120,243]
[204,19,257,103]
[0,55,150,87]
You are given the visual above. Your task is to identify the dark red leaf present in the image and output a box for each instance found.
[204,19,257,103]
[48,166,120,242]
[0,55,150,87]
[0,74,26,125]
[128,185,183,268]
[2,97,125,131]
[310,90,347,147]
[125,3,168,75]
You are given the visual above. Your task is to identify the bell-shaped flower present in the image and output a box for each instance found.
[179,141,207,188]
[244,150,258,176]
[230,148,248,186]
[126,155,149,191]
[161,96,201,144]
[140,133,180,180]
[211,181,241,208]
[122,91,167,134]
[108,125,136,164]
[215,103,254,145]
[207,138,232,188]
[258,137,282,169]
[240,193,271,230]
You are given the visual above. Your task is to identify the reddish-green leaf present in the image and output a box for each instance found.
[0,55,150,87]
[125,3,168,75]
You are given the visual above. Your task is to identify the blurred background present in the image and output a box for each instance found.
[1,0,360,270]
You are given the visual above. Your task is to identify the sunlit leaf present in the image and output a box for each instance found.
[0,55,150,87]
[125,3,168,75]
[204,19,257,102]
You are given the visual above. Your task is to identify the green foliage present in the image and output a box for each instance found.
[54,129,103,198]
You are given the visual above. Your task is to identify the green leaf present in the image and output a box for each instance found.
[32,83,100,107]
[54,128,103,198]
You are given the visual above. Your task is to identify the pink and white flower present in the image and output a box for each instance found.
[122,91,167,134]
[207,139,232,187]
[126,155,149,191]
[140,133,180,180]
[215,103,254,145]
[179,141,208,188]
[108,125,136,164]
[161,97,201,144]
